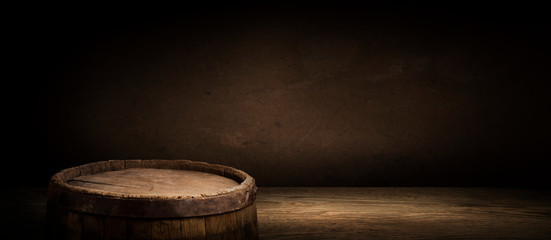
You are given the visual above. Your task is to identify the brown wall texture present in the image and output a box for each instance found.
[9,3,550,187]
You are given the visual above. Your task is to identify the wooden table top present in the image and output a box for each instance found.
[256,187,551,240]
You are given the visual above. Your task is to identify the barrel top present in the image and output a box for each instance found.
[48,160,257,218]
[68,168,240,198]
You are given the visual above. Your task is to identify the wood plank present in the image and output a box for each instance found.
[104,216,126,240]
[65,211,82,240]
[181,217,206,240]
[152,220,169,240]
[81,214,104,240]
[246,203,259,240]
[234,203,258,240]
[204,213,226,240]
[66,168,239,197]
[127,218,153,239]
[205,211,240,240]
[165,219,183,240]
[152,219,183,240]
[256,187,551,240]
[225,211,241,240]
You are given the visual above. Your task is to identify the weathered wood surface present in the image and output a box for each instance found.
[46,160,259,239]
[5,187,551,239]
[68,168,239,197]
[50,160,254,200]
[46,203,258,240]
[256,188,551,240]
[48,160,257,218]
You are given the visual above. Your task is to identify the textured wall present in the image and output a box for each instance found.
[12,4,550,187]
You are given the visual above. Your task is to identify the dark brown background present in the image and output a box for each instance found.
[6,3,550,187]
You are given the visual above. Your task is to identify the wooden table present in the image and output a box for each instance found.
[3,187,551,239]
[256,188,551,240]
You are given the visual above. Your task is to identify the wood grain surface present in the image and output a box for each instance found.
[67,168,239,197]
[47,160,257,218]
[256,188,551,240]
[46,160,259,239]
[4,187,551,239]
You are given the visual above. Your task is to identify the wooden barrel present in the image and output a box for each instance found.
[46,160,258,240]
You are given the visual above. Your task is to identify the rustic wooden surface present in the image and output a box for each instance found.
[48,160,257,218]
[3,187,551,239]
[256,188,551,240]
[46,160,258,239]
[51,160,255,200]
[46,202,258,240]
[68,168,239,197]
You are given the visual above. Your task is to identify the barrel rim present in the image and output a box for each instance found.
[48,159,257,218]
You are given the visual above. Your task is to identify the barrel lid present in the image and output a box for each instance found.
[48,160,257,218]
